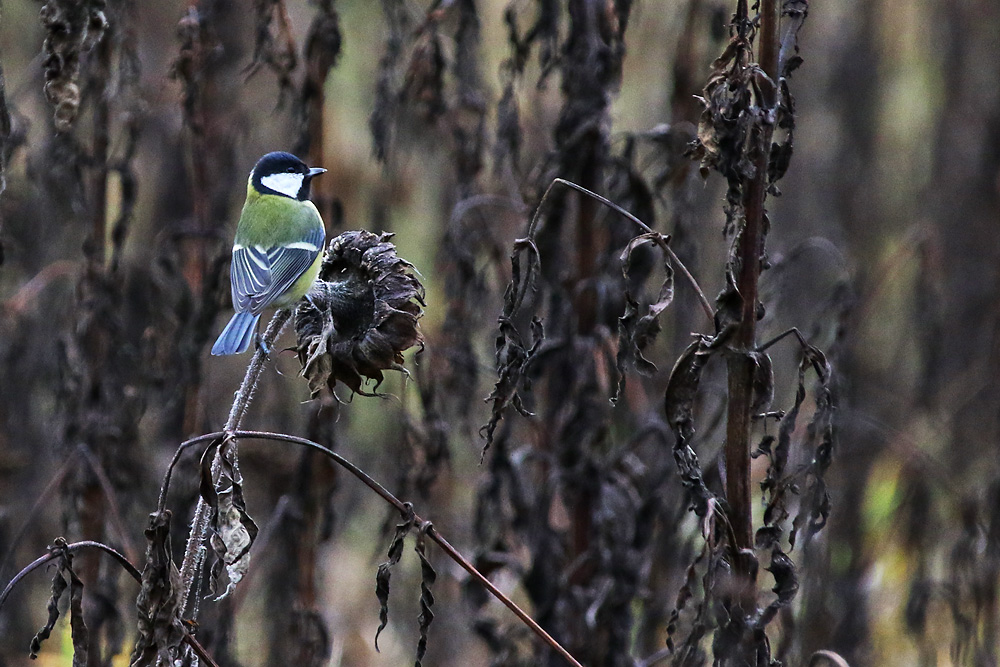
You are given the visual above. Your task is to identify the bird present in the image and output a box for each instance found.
[211,151,327,355]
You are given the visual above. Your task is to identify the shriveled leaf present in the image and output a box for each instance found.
[779,1,810,79]
[246,0,299,101]
[481,316,543,454]
[25,539,90,664]
[480,205,545,451]
[29,541,71,658]
[663,337,712,442]
[402,25,446,124]
[131,511,186,667]
[414,530,437,667]
[67,553,89,667]
[374,506,415,651]
[39,0,108,131]
[663,335,718,516]
[209,486,257,600]
[757,548,798,629]
[754,331,835,552]
[793,342,835,547]
[505,236,541,317]
[613,232,674,403]
[750,351,774,415]
[198,437,259,601]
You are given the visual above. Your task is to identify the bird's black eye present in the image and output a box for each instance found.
[286,166,296,173]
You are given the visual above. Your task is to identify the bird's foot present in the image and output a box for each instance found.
[254,333,272,357]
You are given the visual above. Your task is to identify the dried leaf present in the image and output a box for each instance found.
[752,331,835,552]
[374,506,415,651]
[663,335,718,516]
[198,437,259,601]
[246,0,299,102]
[402,26,446,124]
[792,343,835,547]
[131,511,186,667]
[39,0,107,131]
[689,21,781,235]
[209,487,256,599]
[414,529,437,667]
[757,548,798,629]
[664,337,711,443]
[750,350,774,415]
[613,232,674,403]
[369,0,409,162]
[29,542,70,658]
[26,539,90,664]
[67,554,88,667]
[481,316,543,454]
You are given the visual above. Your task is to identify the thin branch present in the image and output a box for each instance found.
[158,432,221,513]
[162,428,585,667]
[0,541,139,609]
[235,430,414,515]
[426,526,582,667]
[0,540,220,667]
[756,326,809,353]
[549,178,714,323]
[808,650,852,667]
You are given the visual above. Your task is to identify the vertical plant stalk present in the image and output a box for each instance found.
[179,2,212,296]
[88,32,111,271]
[179,4,214,438]
[297,0,340,230]
[0,58,10,267]
[73,23,119,667]
[177,310,291,618]
[724,0,780,573]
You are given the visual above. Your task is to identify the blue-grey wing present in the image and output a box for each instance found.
[230,226,324,314]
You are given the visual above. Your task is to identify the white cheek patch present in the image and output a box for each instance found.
[261,172,305,198]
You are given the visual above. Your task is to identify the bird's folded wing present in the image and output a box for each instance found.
[231,226,324,313]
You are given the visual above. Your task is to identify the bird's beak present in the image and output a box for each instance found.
[307,167,327,179]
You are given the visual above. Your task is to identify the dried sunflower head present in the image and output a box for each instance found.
[294,230,425,397]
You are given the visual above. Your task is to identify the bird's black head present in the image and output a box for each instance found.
[251,151,326,201]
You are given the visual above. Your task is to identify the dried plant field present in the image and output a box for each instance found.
[0,1,998,666]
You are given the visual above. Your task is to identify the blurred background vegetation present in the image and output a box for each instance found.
[0,0,998,665]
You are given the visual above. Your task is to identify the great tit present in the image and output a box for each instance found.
[211,151,327,355]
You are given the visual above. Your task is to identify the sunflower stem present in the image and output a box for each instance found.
[177,310,290,620]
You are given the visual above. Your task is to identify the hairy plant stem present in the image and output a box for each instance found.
[177,310,291,618]
[724,0,779,582]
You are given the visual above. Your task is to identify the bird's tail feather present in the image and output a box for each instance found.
[211,312,261,355]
